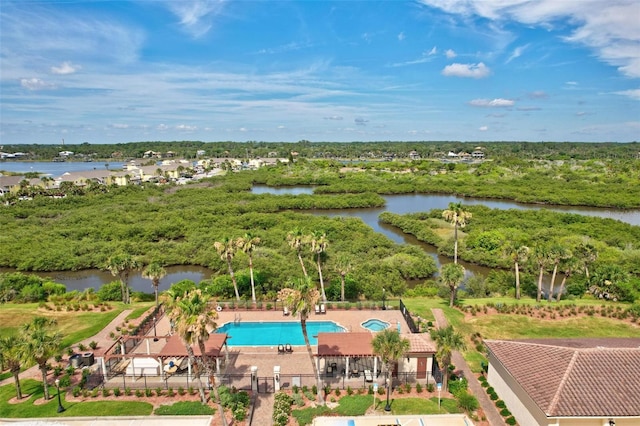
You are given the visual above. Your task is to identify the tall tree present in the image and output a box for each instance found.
[440,263,465,308]
[287,228,308,277]
[547,244,570,302]
[310,230,329,302]
[22,317,62,400]
[556,256,580,302]
[105,253,140,304]
[334,254,352,302]
[0,335,25,399]
[442,202,472,264]
[505,243,529,300]
[237,233,261,303]
[371,329,410,411]
[278,278,322,405]
[533,243,551,302]
[142,262,167,307]
[430,325,466,392]
[164,289,227,425]
[214,237,241,301]
[576,242,598,279]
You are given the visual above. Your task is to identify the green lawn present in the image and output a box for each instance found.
[293,395,373,426]
[390,397,460,415]
[155,401,215,415]
[0,379,152,418]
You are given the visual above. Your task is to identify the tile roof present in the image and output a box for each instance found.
[159,333,228,358]
[402,333,436,353]
[485,338,640,417]
[316,332,374,357]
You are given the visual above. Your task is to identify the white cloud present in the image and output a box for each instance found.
[479,125,488,131]
[398,32,405,41]
[51,61,79,75]
[445,49,457,59]
[442,62,490,78]
[110,123,129,129]
[176,124,197,131]
[157,124,170,131]
[469,98,515,107]
[428,46,437,55]
[506,44,529,63]
[420,0,640,78]
[20,78,56,90]
[614,88,640,100]
[166,0,227,38]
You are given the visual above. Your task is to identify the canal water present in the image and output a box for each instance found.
[2,174,638,293]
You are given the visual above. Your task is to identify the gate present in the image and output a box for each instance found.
[258,376,274,393]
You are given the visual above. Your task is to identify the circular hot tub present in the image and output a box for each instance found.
[361,318,390,332]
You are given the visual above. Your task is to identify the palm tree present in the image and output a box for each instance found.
[236,233,261,303]
[556,256,580,302]
[164,289,227,425]
[142,262,167,307]
[214,237,240,301]
[0,335,25,399]
[505,243,529,300]
[442,202,472,264]
[105,253,140,304]
[532,243,551,302]
[576,242,598,279]
[371,329,410,412]
[547,244,570,302]
[278,277,322,404]
[430,325,466,392]
[334,254,352,302]
[440,263,465,308]
[310,230,329,302]
[287,228,308,277]
[22,317,62,400]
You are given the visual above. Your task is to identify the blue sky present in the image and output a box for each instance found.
[1,0,639,144]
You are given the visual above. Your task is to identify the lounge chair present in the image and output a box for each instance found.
[364,369,373,382]
[285,343,293,353]
[326,366,334,377]
[278,344,285,354]
[315,304,320,314]
[320,304,326,314]
[283,306,290,316]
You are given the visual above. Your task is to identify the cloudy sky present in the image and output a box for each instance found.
[1,0,639,144]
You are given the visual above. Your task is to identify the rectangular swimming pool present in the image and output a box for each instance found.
[215,321,345,346]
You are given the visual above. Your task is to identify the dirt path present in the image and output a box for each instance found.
[431,308,505,426]
[0,308,134,387]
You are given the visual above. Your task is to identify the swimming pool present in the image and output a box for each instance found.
[361,319,390,332]
[216,321,345,346]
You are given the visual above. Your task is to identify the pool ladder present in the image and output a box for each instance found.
[234,313,241,324]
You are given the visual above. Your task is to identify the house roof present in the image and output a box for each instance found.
[159,333,228,358]
[403,333,436,354]
[317,332,374,357]
[485,338,640,418]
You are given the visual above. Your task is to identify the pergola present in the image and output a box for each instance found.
[316,332,379,379]
[159,333,229,378]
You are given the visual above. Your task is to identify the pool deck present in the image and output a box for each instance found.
[126,307,410,378]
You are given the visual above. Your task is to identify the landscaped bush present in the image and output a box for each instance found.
[456,390,479,413]
[500,408,512,417]
[292,392,305,407]
[219,385,250,421]
[113,388,121,397]
[448,378,468,396]
[273,392,292,426]
[506,416,517,425]
[415,383,423,393]
[496,400,506,409]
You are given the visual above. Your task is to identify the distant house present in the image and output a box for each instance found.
[472,150,485,159]
[485,338,640,426]
[408,150,421,160]
[55,170,113,188]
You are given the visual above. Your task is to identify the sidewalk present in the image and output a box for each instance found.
[0,308,133,387]
[431,308,505,426]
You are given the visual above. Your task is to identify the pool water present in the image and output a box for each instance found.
[216,321,345,346]
[361,319,390,332]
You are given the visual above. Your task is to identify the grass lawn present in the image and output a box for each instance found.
[293,395,373,426]
[155,401,215,415]
[126,302,155,320]
[389,397,460,415]
[0,379,152,418]
[0,303,124,346]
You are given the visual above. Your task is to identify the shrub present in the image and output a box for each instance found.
[91,388,99,398]
[377,387,385,396]
[506,416,517,425]
[89,341,98,350]
[292,384,299,394]
[456,390,479,413]
[448,378,468,397]
[312,384,318,395]
[500,408,512,417]
[490,392,499,401]
[273,392,292,426]
[496,400,506,409]
[188,386,195,395]
[368,385,374,395]
[58,374,71,388]
[72,386,81,397]
[346,386,353,395]
[113,388,121,397]
[167,387,175,397]
[145,388,153,397]
[292,393,305,407]
[335,388,341,397]
[125,387,132,396]
[404,383,411,393]
[135,389,144,398]
[415,383,423,393]
[102,388,110,397]
[178,386,185,396]
[427,383,435,392]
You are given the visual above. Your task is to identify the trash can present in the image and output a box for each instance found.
[69,353,81,369]
[81,352,95,367]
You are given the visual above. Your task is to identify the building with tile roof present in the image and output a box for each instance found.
[485,338,640,426]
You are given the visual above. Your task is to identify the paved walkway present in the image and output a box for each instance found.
[0,309,134,387]
[250,393,274,426]
[431,309,505,426]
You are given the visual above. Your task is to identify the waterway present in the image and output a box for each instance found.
[0,161,125,175]
[2,168,638,293]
